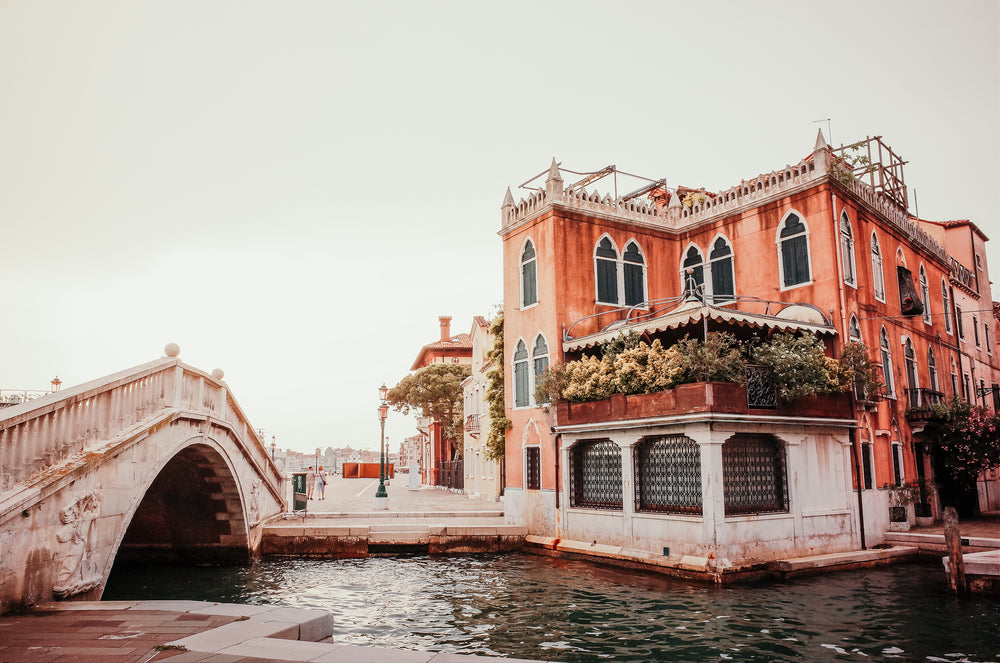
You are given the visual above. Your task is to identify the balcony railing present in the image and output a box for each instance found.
[905,388,944,409]
[464,414,480,435]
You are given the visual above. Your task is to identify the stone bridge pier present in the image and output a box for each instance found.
[0,347,286,613]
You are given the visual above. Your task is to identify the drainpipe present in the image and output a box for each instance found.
[832,190,866,549]
[552,430,561,510]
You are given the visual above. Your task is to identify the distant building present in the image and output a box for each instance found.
[408,316,473,486]
[462,315,501,501]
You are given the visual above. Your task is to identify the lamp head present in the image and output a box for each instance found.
[379,383,389,402]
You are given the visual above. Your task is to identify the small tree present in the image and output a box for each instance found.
[838,341,883,399]
[936,400,1000,485]
[387,363,470,460]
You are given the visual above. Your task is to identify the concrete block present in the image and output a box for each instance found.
[168,620,299,652]
[255,607,334,641]
[219,636,336,661]
[191,603,273,617]
[312,644,435,662]
[679,555,710,570]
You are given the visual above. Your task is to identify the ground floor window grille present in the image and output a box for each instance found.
[722,434,788,515]
[525,447,540,490]
[570,439,622,510]
[634,435,702,514]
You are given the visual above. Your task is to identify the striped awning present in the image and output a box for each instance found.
[563,300,836,352]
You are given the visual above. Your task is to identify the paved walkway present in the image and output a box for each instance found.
[295,475,501,515]
[0,601,546,663]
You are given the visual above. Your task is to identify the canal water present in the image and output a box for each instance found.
[104,554,999,662]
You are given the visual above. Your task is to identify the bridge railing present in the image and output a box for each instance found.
[0,358,282,496]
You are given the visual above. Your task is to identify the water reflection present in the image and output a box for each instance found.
[104,554,1000,662]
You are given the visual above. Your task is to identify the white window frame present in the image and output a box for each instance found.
[532,333,550,406]
[680,242,706,298]
[512,338,530,409]
[621,239,648,308]
[919,264,931,324]
[871,232,885,303]
[775,210,813,291]
[594,235,620,306]
[848,314,863,343]
[880,326,895,398]
[707,233,736,304]
[520,238,538,310]
[942,279,953,335]
[840,211,857,287]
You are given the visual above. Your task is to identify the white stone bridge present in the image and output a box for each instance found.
[0,349,285,613]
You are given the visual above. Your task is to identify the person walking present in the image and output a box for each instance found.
[315,466,327,500]
[306,466,316,500]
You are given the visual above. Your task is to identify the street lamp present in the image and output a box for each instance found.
[271,436,276,461]
[315,447,321,473]
[375,383,389,505]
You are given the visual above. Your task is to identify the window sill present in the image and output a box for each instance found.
[778,280,814,292]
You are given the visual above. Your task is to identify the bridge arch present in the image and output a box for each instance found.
[0,355,286,613]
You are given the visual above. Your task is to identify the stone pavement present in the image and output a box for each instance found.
[0,601,548,663]
[295,475,501,516]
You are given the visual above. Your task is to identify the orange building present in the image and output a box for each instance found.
[498,132,999,573]
[409,316,472,486]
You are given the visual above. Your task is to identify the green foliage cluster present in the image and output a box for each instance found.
[484,311,510,462]
[750,332,845,402]
[839,341,884,400]
[542,331,855,404]
[386,362,470,459]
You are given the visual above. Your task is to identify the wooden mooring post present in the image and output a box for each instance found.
[943,506,967,595]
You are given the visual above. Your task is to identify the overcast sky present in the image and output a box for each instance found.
[2,1,998,453]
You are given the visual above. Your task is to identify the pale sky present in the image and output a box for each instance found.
[2,1,998,453]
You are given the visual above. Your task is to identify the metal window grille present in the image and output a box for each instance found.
[525,447,540,490]
[435,460,464,490]
[722,435,788,515]
[745,364,777,409]
[634,435,702,514]
[570,439,622,510]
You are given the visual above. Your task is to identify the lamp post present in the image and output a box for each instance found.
[315,447,321,473]
[271,436,276,461]
[375,383,389,506]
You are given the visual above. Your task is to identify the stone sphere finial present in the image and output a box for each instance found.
[164,343,181,358]
[211,368,225,380]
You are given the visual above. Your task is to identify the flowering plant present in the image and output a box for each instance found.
[937,401,1000,483]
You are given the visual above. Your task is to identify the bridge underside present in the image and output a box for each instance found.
[117,444,250,564]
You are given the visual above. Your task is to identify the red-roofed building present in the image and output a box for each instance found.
[409,316,473,486]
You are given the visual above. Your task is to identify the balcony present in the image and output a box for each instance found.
[905,388,944,409]
[555,382,852,427]
[464,414,480,435]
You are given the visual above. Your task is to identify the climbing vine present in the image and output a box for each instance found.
[484,310,510,462]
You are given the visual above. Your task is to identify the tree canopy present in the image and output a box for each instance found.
[387,363,471,455]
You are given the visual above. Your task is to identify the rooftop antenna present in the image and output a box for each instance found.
[813,118,832,144]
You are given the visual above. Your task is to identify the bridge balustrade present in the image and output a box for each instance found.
[0,358,281,494]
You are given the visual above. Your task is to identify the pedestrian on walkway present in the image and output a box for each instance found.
[306,466,316,500]
[315,466,327,500]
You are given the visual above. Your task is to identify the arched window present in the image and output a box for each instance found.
[849,314,862,343]
[622,241,646,306]
[880,327,895,397]
[840,212,856,286]
[928,347,940,393]
[777,213,811,288]
[532,335,549,404]
[520,240,537,308]
[904,337,919,407]
[942,279,953,334]
[951,355,960,397]
[871,233,885,302]
[513,340,529,408]
[722,434,788,515]
[709,236,735,303]
[634,435,702,514]
[595,237,618,305]
[919,265,931,324]
[859,427,874,490]
[570,439,622,510]
[681,245,705,297]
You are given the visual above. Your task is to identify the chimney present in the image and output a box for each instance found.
[439,316,452,342]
